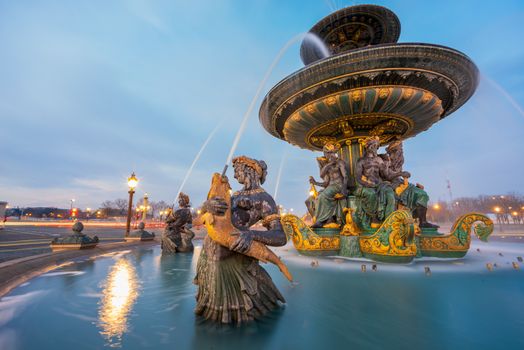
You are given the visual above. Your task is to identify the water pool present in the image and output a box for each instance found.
[1,241,523,349]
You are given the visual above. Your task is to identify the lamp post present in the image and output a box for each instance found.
[494,206,503,232]
[126,172,138,237]
[142,193,149,222]
[70,199,75,220]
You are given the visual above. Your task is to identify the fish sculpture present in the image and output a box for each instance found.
[200,172,293,282]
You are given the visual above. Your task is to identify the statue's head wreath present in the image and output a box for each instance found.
[232,156,268,184]
[322,142,340,153]
[178,192,190,205]
[386,140,403,153]
[363,136,380,148]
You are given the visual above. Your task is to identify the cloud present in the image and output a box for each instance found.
[1,0,524,213]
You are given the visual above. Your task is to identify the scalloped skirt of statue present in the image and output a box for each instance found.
[194,236,285,324]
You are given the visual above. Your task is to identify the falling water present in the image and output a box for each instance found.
[224,33,330,171]
[303,32,331,60]
[273,150,288,201]
[482,74,524,119]
[174,122,222,205]
[324,0,337,12]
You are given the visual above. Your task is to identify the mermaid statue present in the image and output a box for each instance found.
[194,156,287,324]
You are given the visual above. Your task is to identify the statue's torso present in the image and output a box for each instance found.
[168,208,192,231]
[360,156,384,185]
[324,160,345,186]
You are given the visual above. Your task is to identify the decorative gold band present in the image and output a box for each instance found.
[262,214,281,227]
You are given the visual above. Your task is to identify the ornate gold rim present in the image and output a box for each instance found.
[281,84,442,148]
[270,67,457,134]
[302,113,416,149]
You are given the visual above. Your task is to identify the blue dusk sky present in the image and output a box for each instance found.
[1,0,524,212]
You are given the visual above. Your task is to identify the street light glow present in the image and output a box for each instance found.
[494,206,501,213]
[433,203,440,210]
[127,172,138,190]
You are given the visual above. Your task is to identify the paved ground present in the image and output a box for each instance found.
[0,222,208,263]
[0,225,141,263]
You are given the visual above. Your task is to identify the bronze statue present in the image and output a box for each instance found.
[308,142,348,228]
[161,193,194,253]
[127,221,155,241]
[385,141,438,229]
[354,137,410,228]
[194,156,287,324]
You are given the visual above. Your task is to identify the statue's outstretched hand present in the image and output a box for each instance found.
[231,231,253,253]
[309,176,316,184]
[401,171,411,179]
[203,197,228,216]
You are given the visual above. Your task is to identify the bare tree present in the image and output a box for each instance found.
[151,200,169,218]
[113,198,128,215]
[100,200,115,210]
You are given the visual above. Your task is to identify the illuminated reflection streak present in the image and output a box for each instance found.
[98,259,139,347]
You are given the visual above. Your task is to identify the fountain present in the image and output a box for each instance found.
[259,4,494,262]
[1,4,523,349]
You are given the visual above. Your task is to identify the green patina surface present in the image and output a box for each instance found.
[310,227,341,237]
[51,233,99,246]
[339,236,362,258]
[128,229,155,240]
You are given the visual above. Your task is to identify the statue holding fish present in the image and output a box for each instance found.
[194,156,290,324]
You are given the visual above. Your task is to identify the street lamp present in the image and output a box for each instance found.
[142,193,149,222]
[70,199,75,220]
[125,172,138,237]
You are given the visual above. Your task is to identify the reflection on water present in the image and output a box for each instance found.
[98,258,139,347]
[3,242,524,349]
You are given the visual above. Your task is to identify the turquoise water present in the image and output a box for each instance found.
[1,242,523,350]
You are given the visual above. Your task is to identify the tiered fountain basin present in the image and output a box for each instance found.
[260,43,478,149]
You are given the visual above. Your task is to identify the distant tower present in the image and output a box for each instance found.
[446,178,453,203]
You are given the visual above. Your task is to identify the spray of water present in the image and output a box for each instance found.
[224,33,330,170]
[482,75,524,119]
[324,0,336,12]
[303,32,331,59]
[273,150,288,201]
[174,122,222,205]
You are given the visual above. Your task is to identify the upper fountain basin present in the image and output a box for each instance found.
[259,43,479,150]
[300,4,401,65]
